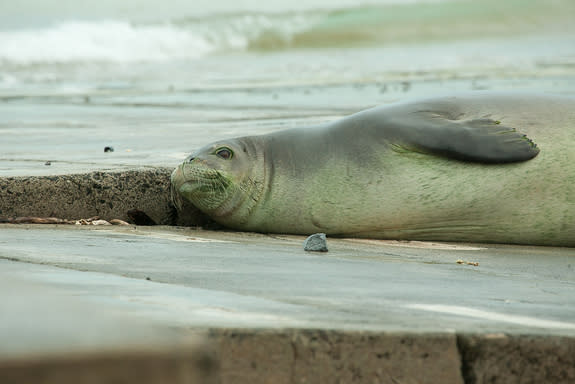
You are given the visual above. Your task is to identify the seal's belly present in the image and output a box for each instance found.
[250,149,574,247]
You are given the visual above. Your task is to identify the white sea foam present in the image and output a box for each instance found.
[0,21,215,63]
[0,14,318,64]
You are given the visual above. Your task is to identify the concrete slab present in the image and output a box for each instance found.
[1,225,573,335]
[211,329,464,384]
[0,169,209,226]
[0,347,217,384]
[458,334,575,384]
[0,257,217,383]
[1,225,574,383]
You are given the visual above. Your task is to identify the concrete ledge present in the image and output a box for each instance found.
[0,346,218,384]
[207,330,575,384]
[204,329,575,384]
[0,169,209,226]
[2,329,574,384]
[209,329,464,384]
[458,334,575,384]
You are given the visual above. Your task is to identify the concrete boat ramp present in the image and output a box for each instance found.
[0,224,573,383]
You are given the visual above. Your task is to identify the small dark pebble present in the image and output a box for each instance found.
[104,146,114,153]
[127,209,157,226]
[146,277,151,281]
[303,233,328,252]
[44,161,51,166]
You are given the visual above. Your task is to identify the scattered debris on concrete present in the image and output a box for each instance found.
[456,259,480,266]
[110,219,131,226]
[76,218,113,226]
[75,216,104,225]
[0,217,74,224]
[304,233,328,252]
[0,216,132,226]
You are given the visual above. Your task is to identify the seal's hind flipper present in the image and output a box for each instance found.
[389,112,540,163]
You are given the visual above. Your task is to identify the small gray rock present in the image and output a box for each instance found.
[303,233,328,252]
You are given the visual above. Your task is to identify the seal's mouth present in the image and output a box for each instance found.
[171,163,232,211]
[171,164,192,194]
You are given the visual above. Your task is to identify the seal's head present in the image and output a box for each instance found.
[171,137,265,225]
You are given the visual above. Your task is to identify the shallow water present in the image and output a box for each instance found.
[1,0,574,176]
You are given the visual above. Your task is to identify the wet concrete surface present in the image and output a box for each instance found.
[1,225,574,337]
[2,224,574,383]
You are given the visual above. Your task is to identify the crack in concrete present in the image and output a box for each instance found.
[456,334,475,384]
[289,338,298,384]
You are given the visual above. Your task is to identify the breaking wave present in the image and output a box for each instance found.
[0,0,572,64]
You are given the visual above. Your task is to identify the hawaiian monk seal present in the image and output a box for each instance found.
[171,93,575,247]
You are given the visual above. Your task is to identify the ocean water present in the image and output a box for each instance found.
[1,0,574,176]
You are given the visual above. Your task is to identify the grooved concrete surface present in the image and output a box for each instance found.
[0,225,574,383]
[0,170,209,226]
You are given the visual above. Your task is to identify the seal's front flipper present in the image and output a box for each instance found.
[391,112,540,164]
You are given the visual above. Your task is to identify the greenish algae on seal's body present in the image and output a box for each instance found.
[171,93,575,247]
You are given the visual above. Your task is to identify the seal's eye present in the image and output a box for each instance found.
[215,147,233,160]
